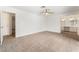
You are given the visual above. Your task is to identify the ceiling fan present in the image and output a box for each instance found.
[40,6,53,16]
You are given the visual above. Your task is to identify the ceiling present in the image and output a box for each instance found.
[12,6,79,15]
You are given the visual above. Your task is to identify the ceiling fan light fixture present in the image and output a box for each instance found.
[40,6,53,16]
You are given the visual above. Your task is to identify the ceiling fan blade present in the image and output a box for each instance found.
[41,6,46,8]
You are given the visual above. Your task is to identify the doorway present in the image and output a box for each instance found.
[60,16,79,40]
[0,11,16,44]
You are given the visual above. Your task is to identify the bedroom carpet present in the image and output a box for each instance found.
[0,31,79,52]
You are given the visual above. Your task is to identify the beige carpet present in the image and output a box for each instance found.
[0,31,79,52]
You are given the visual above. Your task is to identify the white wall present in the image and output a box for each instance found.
[16,10,47,37]
[47,14,61,33]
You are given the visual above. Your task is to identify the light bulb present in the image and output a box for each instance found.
[45,12,48,15]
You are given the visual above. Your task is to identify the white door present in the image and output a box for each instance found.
[0,11,3,45]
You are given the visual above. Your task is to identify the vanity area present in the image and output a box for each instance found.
[61,15,79,40]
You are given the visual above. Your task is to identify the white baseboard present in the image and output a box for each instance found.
[16,30,45,38]
[15,30,61,38]
[47,30,61,33]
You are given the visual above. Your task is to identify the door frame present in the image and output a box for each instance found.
[0,11,16,45]
[0,11,4,45]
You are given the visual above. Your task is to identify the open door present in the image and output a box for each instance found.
[0,11,16,45]
[0,11,3,45]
